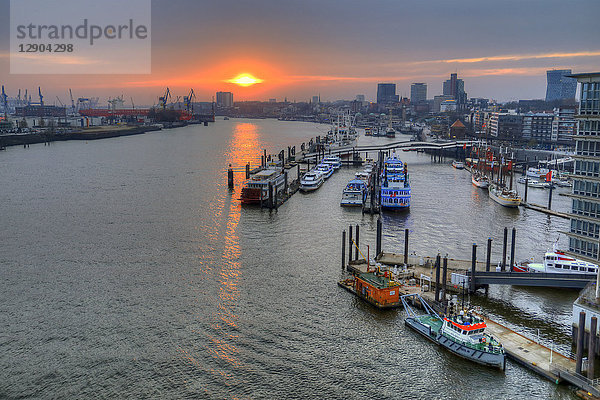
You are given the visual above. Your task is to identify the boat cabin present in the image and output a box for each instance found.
[354,272,401,307]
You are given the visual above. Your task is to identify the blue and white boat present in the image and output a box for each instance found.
[341,179,367,207]
[380,152,411,210]
[315,163,334,179]
[321,156,342,170]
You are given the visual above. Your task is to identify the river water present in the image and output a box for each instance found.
[0,119,578,398]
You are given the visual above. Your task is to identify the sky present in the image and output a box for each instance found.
[0,0,599,106]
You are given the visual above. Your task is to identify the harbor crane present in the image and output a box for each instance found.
[184,88,196,114]
[158,87,171,110]
[38,87,44,106]
[69,89,76,115]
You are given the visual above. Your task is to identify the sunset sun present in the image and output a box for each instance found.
[227,73,264,87]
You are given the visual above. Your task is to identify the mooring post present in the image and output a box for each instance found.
[245,163,250,179]
[342,230,346,270]
[348,225,353,262]
[470,243,477,293]
[434,254,441,302]
[524,177,529,203]
[284,171,288,194]
[355,224,360,260]
[502,227,508,271]
[227,165,234,189]
[589,316,598,379]
[485,237,492,295]
[268,182,274,209]
[510,228,516,272]
[577,311,586,375]
[548,183,553,210]
[376,218,382,256]
[261,155,265,168]
[442,256,448,303]
[404,228,409,265]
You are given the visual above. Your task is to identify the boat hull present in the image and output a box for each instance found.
[405,318,505,370]
[489,186,521,208]
[472,176,489,189]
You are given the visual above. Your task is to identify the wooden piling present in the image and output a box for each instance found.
[227,165,234,189]
[510,228,516,272]
[245,163,250,179]
[348,225,353,262]
[524,177,529,203]
[548,183,553,210]
[376,218,382,256]
[404,228,409,265]
[342,230,346,270]
[485,237,492,295]
[502,227,508,271]
[577,311,586,374]
[355,224,360,260]
[470,243,477,293]
[442,256,448,303]
[590,317,598,379]
[434,254,441,302]
[284,171,288,194]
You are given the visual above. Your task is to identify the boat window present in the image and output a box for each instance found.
[555,264,562,269]
[572,266,579,271]
[590,268,597,272]
[563,265,571,270]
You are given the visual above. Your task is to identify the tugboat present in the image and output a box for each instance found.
[402,293,506,370]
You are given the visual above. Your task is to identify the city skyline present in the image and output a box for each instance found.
[0,0,599,104]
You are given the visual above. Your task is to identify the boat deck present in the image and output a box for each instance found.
[416,314,443,334]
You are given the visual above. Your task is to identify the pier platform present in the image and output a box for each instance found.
[521,202,570,219]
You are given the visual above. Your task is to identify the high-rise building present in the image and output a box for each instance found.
[356,94,365,102]
[410,83,427,104]
[216,91,233,108]
[433,95,454,113]
[442,73,467,108]
[566,72,600,262]
[545,69,577,102]
[376,83,399,104]
[312,95,320,104]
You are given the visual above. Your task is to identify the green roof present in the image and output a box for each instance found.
[358,272,399,289]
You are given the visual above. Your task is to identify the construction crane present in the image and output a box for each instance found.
[184,88,196,114]
[158,87,171,110]
[69,89,76,115]
[38,87,44,106]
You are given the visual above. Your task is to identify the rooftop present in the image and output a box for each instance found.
[565,72,600,79]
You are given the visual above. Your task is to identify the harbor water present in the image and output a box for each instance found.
[0,119,578,398]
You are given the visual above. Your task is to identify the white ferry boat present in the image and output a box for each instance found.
[314,163,334,179]
[340,179,368,207]
[300,171,324,192]
[515,250,598,274]
[321,156,342,170]
[381,152,410,210]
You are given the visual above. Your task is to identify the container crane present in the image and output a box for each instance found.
[69,89,76,115]
[184,88,196,114]
[38,87,44,106]
[158,87,171,110]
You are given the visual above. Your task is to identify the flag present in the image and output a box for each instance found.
[545,170,552,182]
[508,160,513,170]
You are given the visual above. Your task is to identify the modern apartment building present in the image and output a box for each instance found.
[566,72,600,261]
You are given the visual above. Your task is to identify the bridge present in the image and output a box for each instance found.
[302,140,482,159]
[467,270,596,290]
